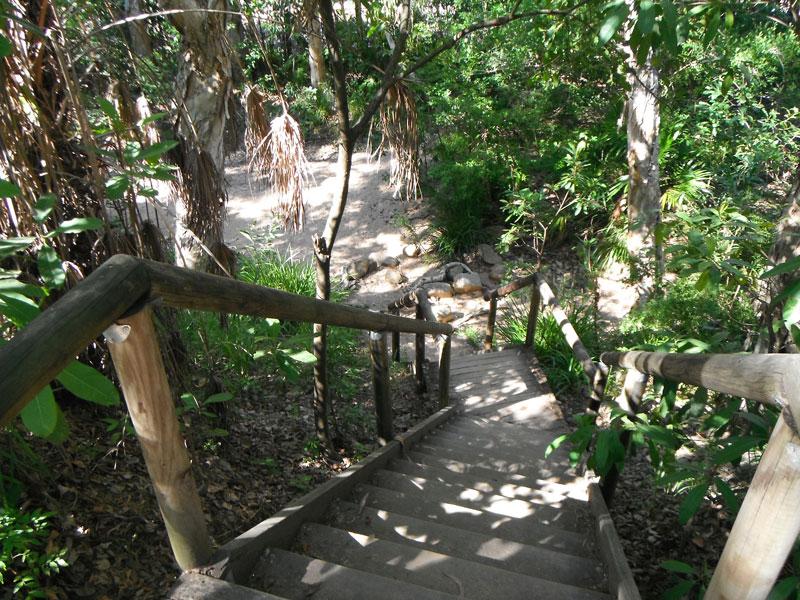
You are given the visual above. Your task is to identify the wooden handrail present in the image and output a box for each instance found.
[0,255,452,427]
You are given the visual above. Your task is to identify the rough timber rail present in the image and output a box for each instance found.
[2,254,799,599]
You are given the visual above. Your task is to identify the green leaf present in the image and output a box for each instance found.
[106,175,130,200]
[769,576,800,600]
[661,560,696,575]
[592,429,625,476]
[712,436,760,466]
[0,292,40,325]
[0,178,20,197]
[724,10,734,30]
[21,386,58,437]
[45,404,70,444]
[781,280,800,326]
[660,0,678,53]
[663,579,695,600]
[0,33,13,57]
[288,349,317,365]
[53,217,104,235]
[0,276,42,299]
[0,237,35,259]
[678,482,708,525]
[33,194,56,223]
[205,392,233,404]
[637,0,655,35]
[714,477,741,515]
[37,245,65,289]
[599,3,629,44]
[140,112,168,126]
[545,433,568,458]
[56,361,120,406]
[761,257,800,279]
[136,140,178,162]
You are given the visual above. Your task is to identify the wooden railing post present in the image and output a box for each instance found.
[484,296,497,352]
[369,330,393,443]
[438,334,452,409]
[525,283,541,347]
[389,308,401,362]
[106,307,212,571]
[706,412,800,599]
[600,368,647,506]
[414,304,427,393]
[588,361,608,413]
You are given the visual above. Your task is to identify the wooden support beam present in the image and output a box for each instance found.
[483,273,537,301]
[414,304,427,394]
[706,413,800,599]
[483,296,497,351]
[389,308,401,362]
[107,307,212,570]
[525,284,540,348]
[369,331,393,444]
[438,335,452,409]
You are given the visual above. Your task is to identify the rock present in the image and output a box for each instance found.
[478,271,494,288]
[452,272,483,294]
[424,282,454,299]
[489,264,505,281]
[445,264,467,281]
[478,243,503,265]
[346,258,377,280]
[403,244,420,258]
[386,269,407,285]
[382,256,401,268]
[433,305,454,322]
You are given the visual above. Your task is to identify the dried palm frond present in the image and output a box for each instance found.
[380,81,421,202]
[245,85,272,175]
[268,111,311,231]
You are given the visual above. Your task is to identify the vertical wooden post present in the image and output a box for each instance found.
[438,334,452,409]
[600,368,647,506]
[525,283,541,347]
[369,330,393,444]
[588,362,608,413]
[706,413,800,599]
[107,307,212,571]
[484,296,497,352]
[390,308,401,362]
[414,304,427,394]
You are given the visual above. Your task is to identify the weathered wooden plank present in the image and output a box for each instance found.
[0,254,150,427]
[108,307,212,570]
[706,414,800,599]
[600,350,800,407]
[171,573,283,599]
[144,259,452,336]
[588,484,641,600]
[484,273,537,301]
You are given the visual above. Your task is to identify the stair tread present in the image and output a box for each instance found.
[297,522,609,600]
[353,483,592,548]
[370,468,585,532]
[251,547,459,600]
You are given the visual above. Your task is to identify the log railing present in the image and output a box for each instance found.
[0,254,453,572]
[601,350,800,600]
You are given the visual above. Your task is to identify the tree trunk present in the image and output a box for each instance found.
[124,0,153,57]
[161,0,233,269]
[307,16,326,88]
[623,1,661,298]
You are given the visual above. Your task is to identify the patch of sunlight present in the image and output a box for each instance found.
[477,538,524,561]
[405,550,447,571]
[394,525,428,543]
[457,488,482,502]
[498,483,533,499]
[347,531,374,547]
[441,502,481,516]
[408,478,424,491]
[489,516,512,530]
[377,510,389,520]
[484,498,534,518]
[303,559,342,583]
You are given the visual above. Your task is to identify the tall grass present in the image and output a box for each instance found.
[497,297,599,396]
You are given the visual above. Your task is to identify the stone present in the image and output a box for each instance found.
[433,305,454,323]
[478,243,503,265]
[346,258,378,280]
[382,256,400,268]
[478,271,494,288]
[489,264,505,281]
[452,272,483,294]
[386,269,407,285]
[424,282,454,299]
[403,244,420,258]
[445,264,467,281]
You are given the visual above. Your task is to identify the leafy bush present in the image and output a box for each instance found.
[0,507,67,598]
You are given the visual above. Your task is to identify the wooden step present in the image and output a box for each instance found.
[251,547,459,600]
[353,483,589,548]
[370,468,585,531]
[387,458,588,502]
[296,522,610,600]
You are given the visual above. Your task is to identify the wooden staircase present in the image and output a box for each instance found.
[172,349,638,599]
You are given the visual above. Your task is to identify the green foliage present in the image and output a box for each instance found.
[0,507,68,598]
